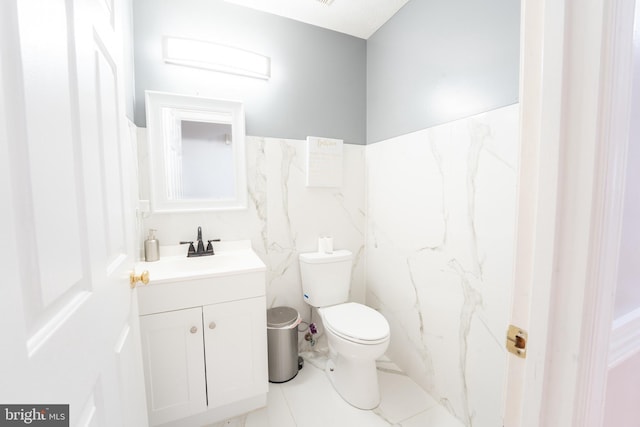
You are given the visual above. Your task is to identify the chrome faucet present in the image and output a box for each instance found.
[180,226,219,257]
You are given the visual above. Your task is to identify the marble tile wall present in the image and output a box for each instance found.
[136,103,518,426]
[365,104,519,427]
[137,135,366,322]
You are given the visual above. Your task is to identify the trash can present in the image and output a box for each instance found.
[266,306,301,383]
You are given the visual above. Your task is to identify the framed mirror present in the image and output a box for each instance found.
[145,91,247,212]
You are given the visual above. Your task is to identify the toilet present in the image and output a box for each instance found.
[299,249,390,410]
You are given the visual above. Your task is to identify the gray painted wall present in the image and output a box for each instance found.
[366,0,520,144]
[133,0,366,145]
[123,0,135,121]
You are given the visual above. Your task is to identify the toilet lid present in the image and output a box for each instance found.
[322,302,390,343]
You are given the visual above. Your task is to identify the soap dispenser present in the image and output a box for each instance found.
[144,229,159,262]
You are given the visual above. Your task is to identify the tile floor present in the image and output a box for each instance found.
[209,352,464,427]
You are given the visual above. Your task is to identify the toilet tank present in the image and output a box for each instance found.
[299,250,353,307]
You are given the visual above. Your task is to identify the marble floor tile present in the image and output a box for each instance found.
[279,357,390,427]
[375,367,439,424]
[246,384,296,427]
[398,404,466,427]
[211,354,463,427]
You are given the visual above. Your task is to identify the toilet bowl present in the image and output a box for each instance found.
[299,250,391,409]
[319,302,390,409]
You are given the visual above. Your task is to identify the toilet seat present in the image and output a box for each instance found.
[321,302,390,345]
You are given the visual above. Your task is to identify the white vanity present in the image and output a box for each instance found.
[136,241,267,427]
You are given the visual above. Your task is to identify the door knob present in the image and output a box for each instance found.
[209,322,216,330]
[129,270,150,289]
[190,326,198,334]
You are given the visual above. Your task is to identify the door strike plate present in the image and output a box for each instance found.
[506,324,527,358]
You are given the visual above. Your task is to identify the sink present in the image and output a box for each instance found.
[135,240,266,316]
[136,240,266,284]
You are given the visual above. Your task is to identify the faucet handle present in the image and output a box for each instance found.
[179,241,196,257]
[205,239,220,255]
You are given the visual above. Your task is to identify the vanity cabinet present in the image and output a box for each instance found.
[135,242,268,427]
[140,297,267,426]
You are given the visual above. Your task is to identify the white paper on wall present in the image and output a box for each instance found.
[306,136,343,187]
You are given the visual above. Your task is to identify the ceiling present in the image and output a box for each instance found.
[222,0,410,39]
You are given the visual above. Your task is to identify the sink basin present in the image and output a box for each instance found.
[136,240,266,284]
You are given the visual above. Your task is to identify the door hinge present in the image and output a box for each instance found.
[506,324,527,358]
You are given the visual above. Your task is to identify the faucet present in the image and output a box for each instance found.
[196,226,205,254]
[180,226,219,257]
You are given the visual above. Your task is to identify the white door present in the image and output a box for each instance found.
[504,0,636,426]
[0,0,147,425]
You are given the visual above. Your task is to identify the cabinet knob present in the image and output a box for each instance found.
[190,326,198,334]
[209,322,216,330]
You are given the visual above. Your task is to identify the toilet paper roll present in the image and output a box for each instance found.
[317,236,334,253]
[324,237,333,253]
[318,237,327,253]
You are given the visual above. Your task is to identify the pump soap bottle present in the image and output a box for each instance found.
[144,229,160,262]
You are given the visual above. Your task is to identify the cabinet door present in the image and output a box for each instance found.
[203,297,268,408]
[140,307,207,425]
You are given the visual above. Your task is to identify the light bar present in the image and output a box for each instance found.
[163,36,271,80]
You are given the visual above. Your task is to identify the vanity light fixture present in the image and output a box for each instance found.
[163,36,271,80]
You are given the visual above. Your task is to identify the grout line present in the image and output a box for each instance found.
[276,380,299,426]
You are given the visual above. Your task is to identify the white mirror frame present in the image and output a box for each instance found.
[145,91,247,212]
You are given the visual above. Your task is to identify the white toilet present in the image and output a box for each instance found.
[299,249,390,410]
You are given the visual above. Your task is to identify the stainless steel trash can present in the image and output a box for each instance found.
[267,306,301,383]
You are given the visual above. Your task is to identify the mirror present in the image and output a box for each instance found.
[145,91,247,212]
